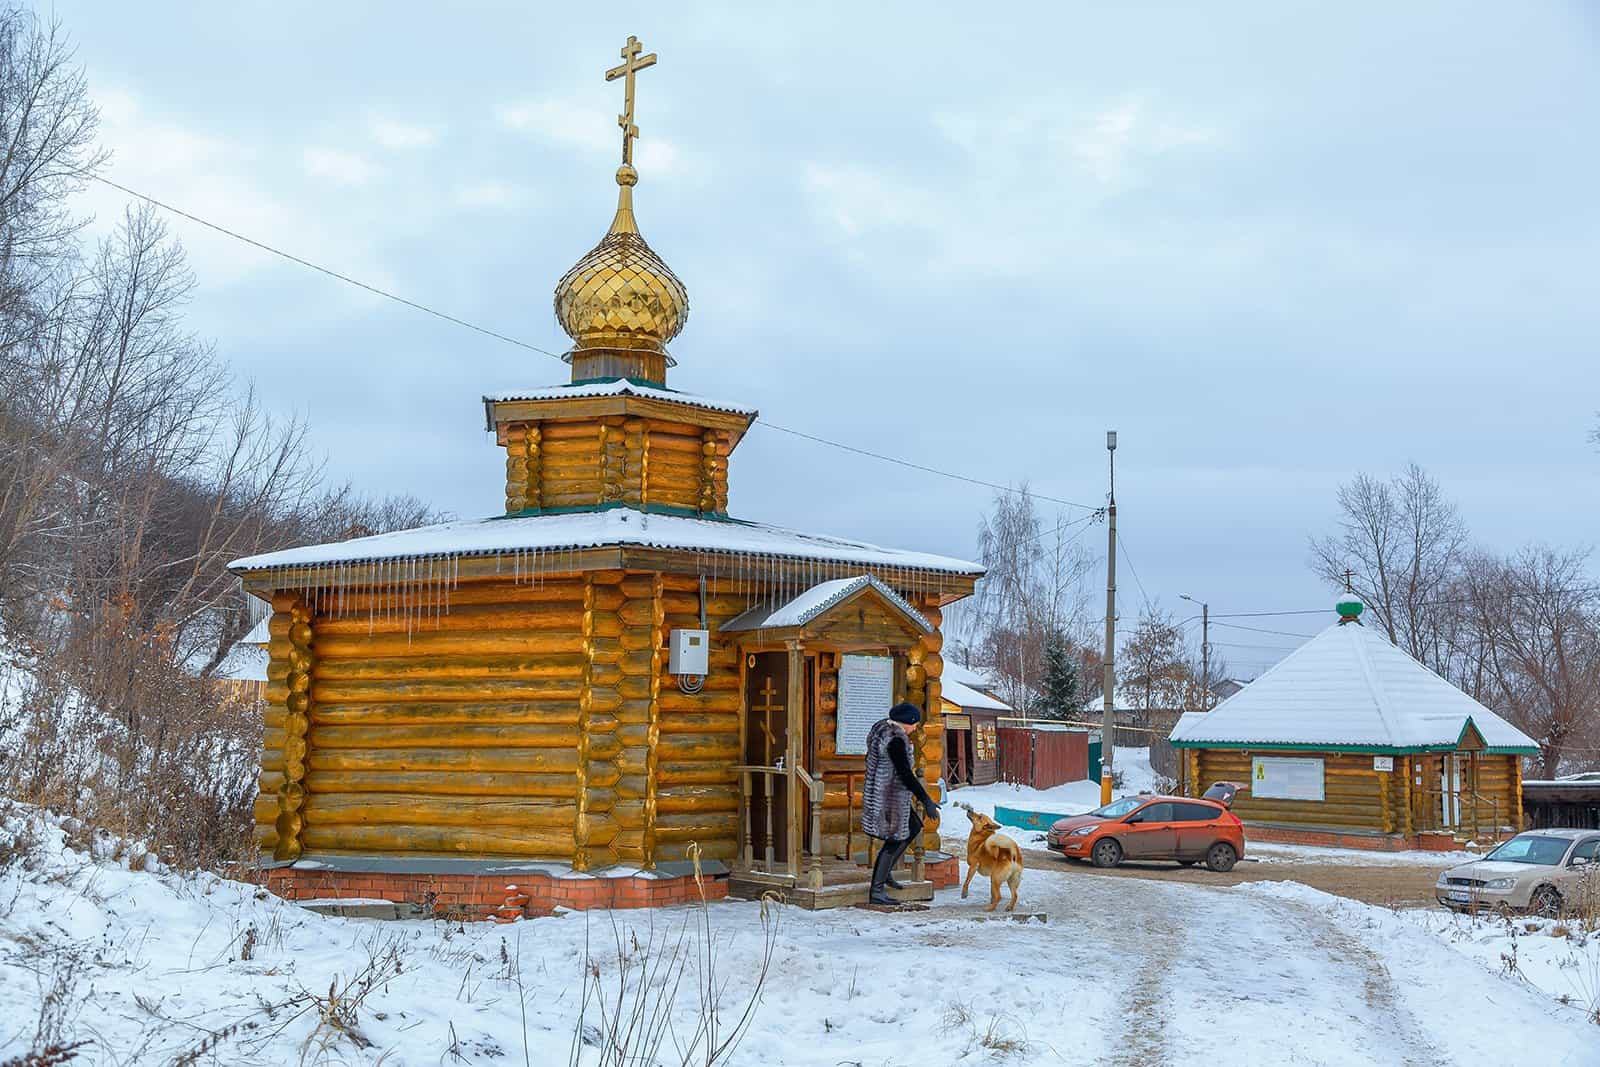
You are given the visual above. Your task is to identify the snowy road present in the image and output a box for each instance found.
[2,817,1594,1066]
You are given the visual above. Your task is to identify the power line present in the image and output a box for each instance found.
[96,174,1102,515]
[91,175,573,363]
[1211,620,1319,639]
[758,420,1099,512]
[1212,581,1600,621]
[1115,531,1152,610]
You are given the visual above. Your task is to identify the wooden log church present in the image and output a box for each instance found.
[230,36,982,914]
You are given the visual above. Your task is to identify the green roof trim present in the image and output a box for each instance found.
[1171,739,1538,756]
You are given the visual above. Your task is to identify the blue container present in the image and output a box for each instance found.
[993,805,1076,831]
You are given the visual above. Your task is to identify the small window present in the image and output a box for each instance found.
[1571,838,1600,863]
[1133,802,1174,824]
[1174,803,1220,823]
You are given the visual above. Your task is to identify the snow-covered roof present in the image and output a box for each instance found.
[484,379,758,419]
[214,640,269,683]
[941,675,1011,713]
[1169,618,1538,754]
[722,574,931,633]
[943,661,999,693]
[229,508,983,577]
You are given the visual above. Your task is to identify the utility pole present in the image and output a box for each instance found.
[1100,430,1117,806]
[1181,593,1212,710]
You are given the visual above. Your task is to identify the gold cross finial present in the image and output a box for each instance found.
[606,35,657,168]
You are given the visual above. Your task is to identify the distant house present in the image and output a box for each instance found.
[941,662,1011,786]
[213,617,270,704]
[1170,599,1538,848]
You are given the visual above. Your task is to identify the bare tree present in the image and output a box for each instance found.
[0,5,105,325]
[1458,547,1600,777]
[1309,463,1469,673]
[1119,607,1191,716]
[967,487,1096,710]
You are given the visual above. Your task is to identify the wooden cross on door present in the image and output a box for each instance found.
[752,676,784,765]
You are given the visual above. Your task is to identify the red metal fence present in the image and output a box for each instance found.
[997,727,1089,790]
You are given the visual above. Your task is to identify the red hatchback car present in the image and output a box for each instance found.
[1046,785,1245,872]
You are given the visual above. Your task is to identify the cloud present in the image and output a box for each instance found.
[301,147,380,186]
[370,118,438,149]
[497,96,683,174]
[454,180,531,209]
[81,88,400,295]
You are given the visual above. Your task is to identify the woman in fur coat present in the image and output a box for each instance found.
[861,702,940,906]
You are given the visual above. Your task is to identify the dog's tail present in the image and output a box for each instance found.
[997,836,1023,864]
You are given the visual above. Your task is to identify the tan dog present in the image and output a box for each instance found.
[959,808,1023,913]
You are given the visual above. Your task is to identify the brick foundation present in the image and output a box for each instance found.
[261,865,729,920]
[926,853,959,889]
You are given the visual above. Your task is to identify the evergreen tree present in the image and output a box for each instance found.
[1038,632,1082,720]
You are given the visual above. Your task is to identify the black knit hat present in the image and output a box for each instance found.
[888,702,922,725]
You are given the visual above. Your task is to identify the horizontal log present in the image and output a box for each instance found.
[542,491,603,509]
[655,787,738,815]
[657,763,736,787]
[311,677,585,704]
[652,812,739,842]
[254,796,278,824]
[313,604,588,639]
[304,769,574,798]
[655,839,736,864]
[302,793,575,829]
[309,723,581,750]
[309,746,579,774]
[318,582,584,612]
[657,736,740,762]
[299,824,572,856]
[313,701,579,727]
[314,652,588,681]
[314,628,587,658]
[657,712,739,735]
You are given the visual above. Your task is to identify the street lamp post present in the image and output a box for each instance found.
[1100,431,1117,806]
[1180,593,1211,711]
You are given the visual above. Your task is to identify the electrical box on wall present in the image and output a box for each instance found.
[668,629,709,676]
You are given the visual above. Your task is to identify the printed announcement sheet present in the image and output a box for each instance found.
[835,654,895,755]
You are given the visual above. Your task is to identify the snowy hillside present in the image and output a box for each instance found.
[3,802,1596,1066]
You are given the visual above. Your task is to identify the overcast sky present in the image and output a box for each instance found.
[61,2,1600,675]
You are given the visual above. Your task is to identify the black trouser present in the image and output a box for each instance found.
[871,812,923,892]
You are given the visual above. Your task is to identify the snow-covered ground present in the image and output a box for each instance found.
[941,747,1160,842]
[1248,841,1476,867]
[4,802,1594,1066]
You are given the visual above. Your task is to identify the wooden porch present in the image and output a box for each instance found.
[720,575,944,910]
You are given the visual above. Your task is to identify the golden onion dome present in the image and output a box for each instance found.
[554,165,688,382]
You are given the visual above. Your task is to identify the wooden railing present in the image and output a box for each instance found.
[733,764,824,890]
[1414,788,1504,839]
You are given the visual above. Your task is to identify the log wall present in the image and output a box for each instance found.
[253,569,962,869]
[497,417,736,517]
[1192,748,1524,835]
[295,577,588,859]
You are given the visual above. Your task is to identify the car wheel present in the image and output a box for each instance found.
[1532,885,1562,918]
[1205,842,1238,873]
[1090,839,1123,868]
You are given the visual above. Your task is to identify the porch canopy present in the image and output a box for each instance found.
[721,573,932,645]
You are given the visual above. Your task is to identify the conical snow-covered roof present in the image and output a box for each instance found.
[1170,605,1537,754]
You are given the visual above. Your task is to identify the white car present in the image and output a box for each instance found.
[1436,829,1600,916]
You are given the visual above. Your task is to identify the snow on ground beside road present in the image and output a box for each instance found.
[1248,842,1475,867]
[1240,880,1600,1035]
[4,800,1594,1066]
[942,747,1159,842]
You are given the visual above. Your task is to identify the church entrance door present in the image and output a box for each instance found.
[744,652,791,862]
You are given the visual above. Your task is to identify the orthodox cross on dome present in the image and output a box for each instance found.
[606,34,657,168]
[1342,568,1355,593]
